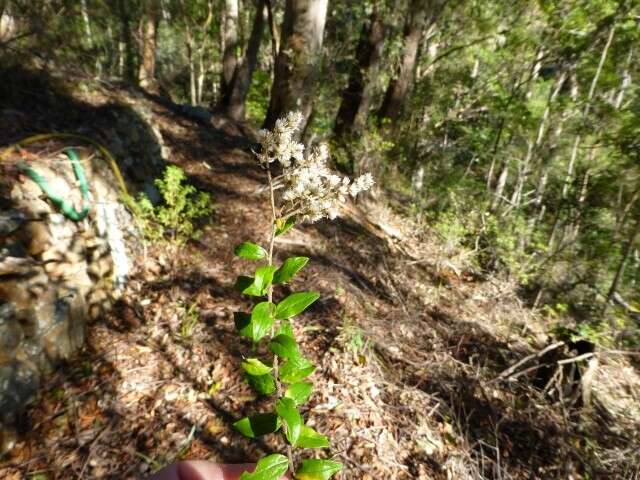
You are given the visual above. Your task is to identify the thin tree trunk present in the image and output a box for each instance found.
[186,25,197,104]
[512,70,567,210]
[263,0,329,135]
[106,24,116,75]
[138,2,160,89]
[224,0,267,120]
[80,0,93,47]
[182,0,213,104]
[550,26,616,248]
[608,218,640,300]
[491,164,509,211]
[117,0,136,82]
[220,0,240,103]
[566,167,591,243]
[333,9,384,140]
[196,4,213,104]
[615,189,640,239]
[614,48,633,109]
[377,0,442,123]
[265,0,279,66]
[485,119,504,191]
[533,170,548,224]
[197,38,207,104]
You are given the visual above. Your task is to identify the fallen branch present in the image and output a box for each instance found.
[557,352,595,365]
[491,341,565,383]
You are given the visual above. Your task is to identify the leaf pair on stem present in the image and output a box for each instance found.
[232,240,342,480]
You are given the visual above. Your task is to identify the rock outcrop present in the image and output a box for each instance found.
[0,145,137,452]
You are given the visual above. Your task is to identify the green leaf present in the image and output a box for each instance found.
[269,334,299,359]
[295,425,330,448]
[233,413,281,438]
[275,397,302,446]
[280,356,316,383]
[235,275,263,297]
[275,292,320,320]
[277,320,295,338]
[275,216,296,237]
[240,453,289,480]
[234,311,252,336]
[246,372,276,395]
[235,266,278,297]
[234,276,256,294]
[242,358,273,376]
[253,266,278,295]
[273,257,309,284]
[285,381,313,405]
[245,302,275,341]
[235,242,267,260]
[294,459,342,480]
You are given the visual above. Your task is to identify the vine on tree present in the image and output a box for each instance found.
[232,112,373,479]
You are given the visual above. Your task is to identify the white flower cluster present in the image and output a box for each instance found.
[257,112,375,222]
[256,111,305,167]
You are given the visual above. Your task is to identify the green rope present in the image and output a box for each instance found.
[21,148,91,221]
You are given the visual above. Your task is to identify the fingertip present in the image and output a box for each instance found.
[177,461,255,480]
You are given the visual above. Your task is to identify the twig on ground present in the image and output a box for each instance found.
[491,341,564,383]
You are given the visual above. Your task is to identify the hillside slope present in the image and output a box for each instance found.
[1,72,639,480]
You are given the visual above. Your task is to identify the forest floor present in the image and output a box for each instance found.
[1,69,639,480]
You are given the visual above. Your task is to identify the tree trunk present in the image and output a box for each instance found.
[180,0,213,105]
[138,2,160,89]
[265,0,279,67]
[333,9,384,140]
[608,218,640,301]
[511,70,567,210]
[197,38,207,104]
[223,0,267,120]
[491,163,509,211]
[615,189,639,239]
[550,26,616,249]
[220,0,240,103]
[117,0,136,82]
[614,48,633,109]
[263,0,329,134]
[186,25,197,104]
[80,0,93,47]
[376,0,442,123]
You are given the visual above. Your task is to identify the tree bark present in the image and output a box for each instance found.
[80,0,93,47]
[181,0,213,105]
[117,0,136,82]
[138,1,160,89]
[265,0,279,66]
[376,0,443,123]
[220,0,240,103]
[510,65,565,209]
[223,0,267,120]
[608,218,640,301]
[614,48,633,109]
[263,0,329,134]
[185,24,197,104]
[333,9,384,140]
[491,164,509,211]
[615,188,639,239]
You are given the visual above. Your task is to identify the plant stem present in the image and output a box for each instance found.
[266,167,280,395]
[266,165,295,473]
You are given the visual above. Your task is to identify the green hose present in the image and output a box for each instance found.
[20,148,91,221]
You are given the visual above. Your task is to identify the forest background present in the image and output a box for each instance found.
[1,0,640,478]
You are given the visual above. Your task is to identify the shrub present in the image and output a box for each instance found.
[125,165,214,244]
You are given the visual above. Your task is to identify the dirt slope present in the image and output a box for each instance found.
[1,72,639,480]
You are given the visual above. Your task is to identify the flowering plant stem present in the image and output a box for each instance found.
[266,166,295,471]
[231,112,372,480]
